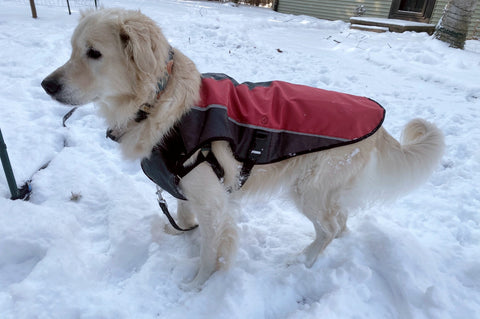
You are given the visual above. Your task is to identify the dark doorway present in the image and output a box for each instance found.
[389,0,436,22]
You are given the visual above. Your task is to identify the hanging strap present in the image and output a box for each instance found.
[156,185,198,232]
[62,107,78,127]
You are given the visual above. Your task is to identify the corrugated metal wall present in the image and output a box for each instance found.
[472,8,480,39]
[277,0,391,21]
[431,0,448,23]
[277,0,479,38]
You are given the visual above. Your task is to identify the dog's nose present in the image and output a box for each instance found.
[41,78,62,96]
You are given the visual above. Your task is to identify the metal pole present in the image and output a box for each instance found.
[0,129,20,199]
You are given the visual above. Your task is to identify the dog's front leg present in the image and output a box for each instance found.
[179,162,238,289]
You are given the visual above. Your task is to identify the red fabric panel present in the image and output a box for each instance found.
[198,77,384,141]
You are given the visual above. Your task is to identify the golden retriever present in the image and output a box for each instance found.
[42,9,444,289]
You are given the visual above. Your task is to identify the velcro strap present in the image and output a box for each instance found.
[177,143,225,181]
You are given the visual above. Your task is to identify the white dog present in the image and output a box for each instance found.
[42,9,444,288]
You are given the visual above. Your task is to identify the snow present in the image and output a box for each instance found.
[350,24,390,33]
[350,17,436,27]
[1,0,480,318]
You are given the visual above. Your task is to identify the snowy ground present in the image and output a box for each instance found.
[1,0,480,318]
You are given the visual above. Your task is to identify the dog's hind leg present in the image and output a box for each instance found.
[294,188,347,268]
[179,162,238,288]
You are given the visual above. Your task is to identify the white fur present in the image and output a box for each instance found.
[42,9,445,289]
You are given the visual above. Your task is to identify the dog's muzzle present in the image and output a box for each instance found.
[41,73,81,106]
[41,75,75,105]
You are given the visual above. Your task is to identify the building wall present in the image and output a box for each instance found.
[277,0,391,21]
[277,0,479,38]
[431,0,449,23]
[472,9,480,39]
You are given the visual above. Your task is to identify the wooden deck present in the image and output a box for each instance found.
[350,17,436,34]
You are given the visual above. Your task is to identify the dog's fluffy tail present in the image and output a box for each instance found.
[355,119,445,203]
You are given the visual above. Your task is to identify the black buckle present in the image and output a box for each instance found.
[239,130,269,188]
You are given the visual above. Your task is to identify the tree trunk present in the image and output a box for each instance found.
[435,0,478,49]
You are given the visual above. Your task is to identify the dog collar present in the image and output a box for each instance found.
[134,48,174,123]
[107,48,174,142]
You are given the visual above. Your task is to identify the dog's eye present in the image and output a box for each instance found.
[86,48,102,59]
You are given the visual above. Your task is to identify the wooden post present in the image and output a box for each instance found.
[29,0,37,18]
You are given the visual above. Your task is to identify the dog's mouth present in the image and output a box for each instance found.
[53,95,84,106]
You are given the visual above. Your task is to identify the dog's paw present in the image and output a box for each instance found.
[179,274,207,292]
[301,245,322,268]
[179,280,203,292]
[164,223,185,235]
[286,252,316,269]
[179,266,216,291]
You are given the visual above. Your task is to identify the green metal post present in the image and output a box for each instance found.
[0,129,31,200]
[0,129,21,199]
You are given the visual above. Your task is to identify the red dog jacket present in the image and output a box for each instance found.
[141,73,385,199]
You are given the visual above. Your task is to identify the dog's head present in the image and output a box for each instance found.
[42,9,171,107]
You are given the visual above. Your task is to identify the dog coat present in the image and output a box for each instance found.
[141,73,385,200]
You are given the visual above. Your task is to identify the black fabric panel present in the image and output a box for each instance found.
[177,106,350,165]
[140,132,188,200]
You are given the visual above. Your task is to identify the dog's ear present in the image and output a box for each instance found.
[120,20,157,75]
[80,9,93,19]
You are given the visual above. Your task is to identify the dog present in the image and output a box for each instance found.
[42,9,445,288]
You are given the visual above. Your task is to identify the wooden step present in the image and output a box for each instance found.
[350,17,436,34]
